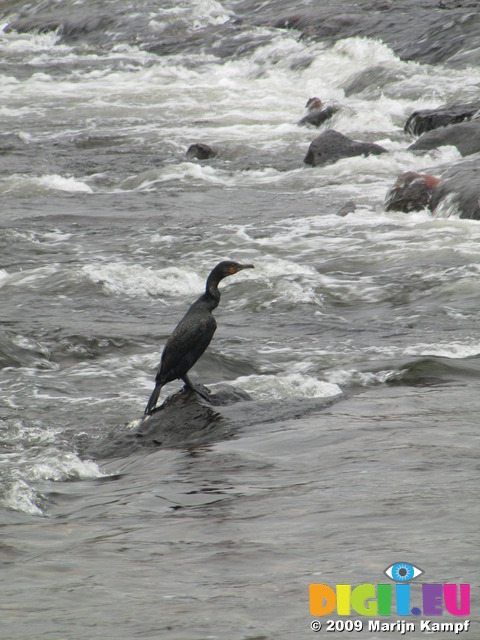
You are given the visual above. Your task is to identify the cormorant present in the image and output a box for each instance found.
[144,260,254,415]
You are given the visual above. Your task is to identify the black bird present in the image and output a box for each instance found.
[144,260,254,415]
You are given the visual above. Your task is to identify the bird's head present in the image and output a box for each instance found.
[206,261,254,292]
[204,261,254,303]
[214,261,254,278]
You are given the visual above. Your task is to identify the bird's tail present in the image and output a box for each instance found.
[144,383,162,416]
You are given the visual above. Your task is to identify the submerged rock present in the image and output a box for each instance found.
[404,102,480,136]
[186,143,217,160]
[344,65,408,97]
[408,120,480,157]
[87,384,253,457]
[304,129,387,167]
[385,171,442,212]
[336,200,356,216]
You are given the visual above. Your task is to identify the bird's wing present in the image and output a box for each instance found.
[157,313,217,382]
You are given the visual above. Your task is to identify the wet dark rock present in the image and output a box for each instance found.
[408,120,480,156]
[385,171,442,212]
[186,143,217,160]
[386,161,480,219]
[135,384,252,448]
[89,384,253,457]
[304,130,387,167]
[344,65,409,97]
[404,102,480,136]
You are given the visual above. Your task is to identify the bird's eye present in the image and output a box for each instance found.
[384,562,423,582]
[229,267,236,273]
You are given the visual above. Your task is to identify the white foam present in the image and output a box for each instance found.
[5,419,58,446]
[131,162,237,189]
[29,452,103,482]
[431,191,462,219]
[33,174,93,193]
[255,256,317,278]
[1,174,92,194]
[191,0,232,28]
[7,228,72,245]
[3,479,44,516]
[10,334,51,359]
[5,264,60,289]
[82,262,204,298]
[149,0,231,31]
[0,27,63,52]
[1,450,104,516]
[403,342,480,359]
[39,229,73,244]
[231,373,342,400]
[2,26,478,199]
[334,36,400,69]
[121,141,461,194]
[325,368,405,387]
[271,279,323,306]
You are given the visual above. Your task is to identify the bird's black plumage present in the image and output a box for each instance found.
[144,260,254,415]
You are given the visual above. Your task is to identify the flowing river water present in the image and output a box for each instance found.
[0,1,479,638]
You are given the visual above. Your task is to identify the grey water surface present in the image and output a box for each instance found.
[0,1,479,638]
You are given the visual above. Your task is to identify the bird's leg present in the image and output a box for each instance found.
[182,374,195,391]
[181,375,211,401]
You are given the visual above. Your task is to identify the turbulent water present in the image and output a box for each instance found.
[1,1,479,638]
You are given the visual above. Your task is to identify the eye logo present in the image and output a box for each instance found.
[384,562,423,582]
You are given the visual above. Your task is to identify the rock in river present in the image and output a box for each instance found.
[304,129,387,167]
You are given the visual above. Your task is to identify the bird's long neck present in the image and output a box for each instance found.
[204,272,222,311]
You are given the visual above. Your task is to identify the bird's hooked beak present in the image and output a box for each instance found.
[231,263,254,274]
